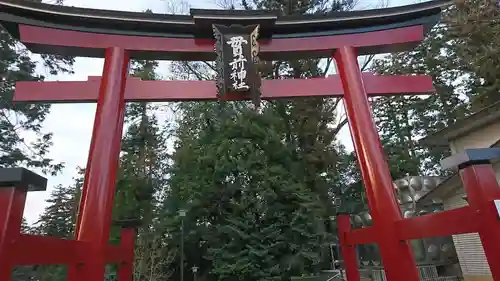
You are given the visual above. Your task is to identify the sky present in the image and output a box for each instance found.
[22,0,416,223]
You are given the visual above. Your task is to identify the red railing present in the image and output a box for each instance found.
[0,172,135,281]
[338,150,500,281]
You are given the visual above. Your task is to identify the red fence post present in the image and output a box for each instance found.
[0,186,26,280]
[459,165,500,281]
[0,168,47,281]
[440,148,500,281]
[68,46,130,281]
[118,228,136,281]
[333,46,419,281]
[337,215,361,281]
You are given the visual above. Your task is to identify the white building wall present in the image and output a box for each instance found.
[441,121,500,281]
[443,192,492,278]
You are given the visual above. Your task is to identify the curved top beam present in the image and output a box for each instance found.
[0,0,451,39]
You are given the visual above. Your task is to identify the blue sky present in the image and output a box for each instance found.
[24,0,418,223]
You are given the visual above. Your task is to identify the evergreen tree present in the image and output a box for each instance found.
[2,1,73,275]
[30,173,81,281]
[113,60,168,227]
[370,16,470,176]
[111,59,173,281]
[20,217,32,233]
[0,14,73,174]
[34,184,79,238]
[446,0,500,110]
[370,1,500,177]
[163,2,364,281]
[167,106,333,281]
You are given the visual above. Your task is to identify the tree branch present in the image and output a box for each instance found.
[332,118,348,138]
[322,58,333,76]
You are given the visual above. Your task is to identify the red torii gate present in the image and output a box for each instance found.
[0,1,499,281]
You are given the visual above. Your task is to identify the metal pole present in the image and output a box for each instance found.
[329,243,335,270]
[336,243,344,279]
[192,266,198,281]
[181,217,184,281]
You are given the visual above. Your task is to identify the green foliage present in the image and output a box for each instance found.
[370,20,470,177]
[2,2,73,279]
[34,183,80,237]
[0,22,73,175]
[162,1,368,280]
[112,60,169,226]
[110,59,175,280]
[18,2,500,281]
[446,0,500,111]
[369,2,500,178]
[167,106,333,281]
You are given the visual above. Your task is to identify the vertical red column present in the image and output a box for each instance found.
[337,215,360,281]
[0,187,27,281]
[333,46,419,281]
[459,165,500,281]
[69,47,130,281]
[118,228,136,281]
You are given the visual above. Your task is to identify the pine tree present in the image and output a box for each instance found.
[30,174,81,281]
[167,107,332,281]
[113,60,167,226]
[34,183,79,238]
[0,19,73,175]
[110,59,173,281]
[370,18,470,176]
[164,0,365,280]
[369,1,500,177]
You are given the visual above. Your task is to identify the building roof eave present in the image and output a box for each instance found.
[419,101,500,147]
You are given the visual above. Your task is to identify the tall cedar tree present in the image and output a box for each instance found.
[370,11,469,177]
[164,1,365,281]
[370,1,499,178]
[110,59,173,281]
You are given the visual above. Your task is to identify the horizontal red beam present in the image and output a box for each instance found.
[11,234,129,265]
[341,207,478,247]
[395,206,478,240]
[344,226,377,245]
[106,245,130,263]
[12,234,87,265]
[14,73,434,103]
[19,25,424,60]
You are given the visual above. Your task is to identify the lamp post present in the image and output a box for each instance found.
[329,216,337,270]
[330,215,344,279]
[179,209,187,281]
[192,266,198,281]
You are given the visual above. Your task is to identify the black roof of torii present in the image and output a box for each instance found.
[0,0,452,39]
